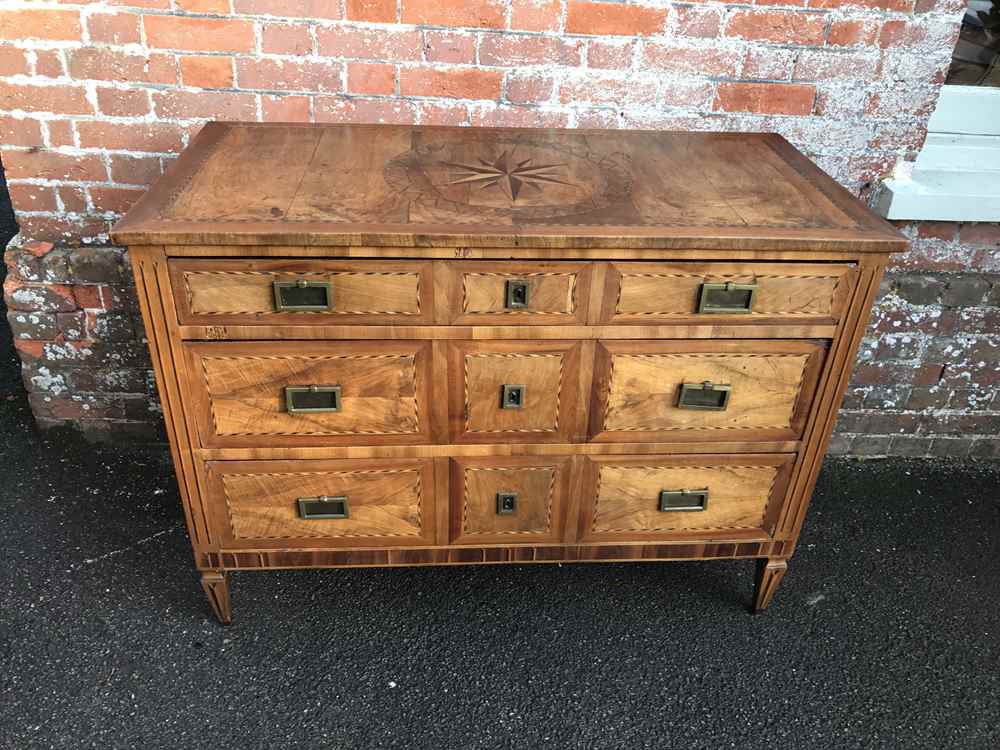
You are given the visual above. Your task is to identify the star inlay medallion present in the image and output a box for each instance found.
[443,150,570,201]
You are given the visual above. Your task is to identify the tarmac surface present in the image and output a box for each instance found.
[1,299,998,749]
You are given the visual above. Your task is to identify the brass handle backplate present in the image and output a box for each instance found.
[677,381,731,411]
[273,279,333,311]
[505,279,530,309]
[285,385,342,414]
[298,495,349,519]
[659,489,709,512]
[496,491,518,515]
[698,281,757,314]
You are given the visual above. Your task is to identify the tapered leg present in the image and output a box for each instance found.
[201,570,232,625]
[752,558,788,613]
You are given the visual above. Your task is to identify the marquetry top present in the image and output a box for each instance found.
[112,122,906,252]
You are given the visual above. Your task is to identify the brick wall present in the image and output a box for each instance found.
[2,0,997,456]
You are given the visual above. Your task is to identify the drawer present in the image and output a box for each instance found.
[438,261,593,325]
[449,456,572,545]
[447,340,586,444]
[578,454,793,543]
[590,340,825,442]
[170,259,434,325]
[185,341,434,447]
[204,458,436,548]
[596,262,855,324]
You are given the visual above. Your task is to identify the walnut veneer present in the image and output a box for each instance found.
[112,123,907,624]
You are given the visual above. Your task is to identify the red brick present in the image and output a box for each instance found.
[915,222,959,241]
[348,62,395,95]
[0,46,28,76]
[108,0,172,7]
[181,56,235,89]
[566,2,666,37]
[714,82,815,115]
[2,149,107,182]
[176,0,230,11]
[423,31,476,64]
[0,10,82,41]
[9,184,58,213]
[317,26,422,61]
[586,40,634,70]
[401,0,505,29]
[0,83,92,115]
[262,23,313,55]
[23,240,56,258]
[261,95,312,122]
[642,44,740,77]
[960,224,1000,248]
[17,215,110,242]
[828,19,879,47]
[560,75,658,106]
[576,108,621,128]
[87,11,141,45]
[399,67,502,99]
[58,187,88,213]
[73,284,112,310]
[67,49,176,85]
[0,117,42,148]
[315,97,418,124]
[879,20,930,49]
[89,187,145,215]
[96,87,150,117]
[34,50,65,78]
[46,121,76,149]
[510,0,562,32]
[347,0,396,22]
[418,102,469,125]
[480,34,582,67]
[77,122,185,153]
[4,277,77,312]
[109,155,162,185]
[505,74,555,104]
[661,82,713,107]
[675,7,722,39]
[153,90,258,120]
[237,58,342,93]
[144,15,255,53]
[471,105,569,128]
[233,0,343,18]
[742,47,794,80]
[725,10,826,46]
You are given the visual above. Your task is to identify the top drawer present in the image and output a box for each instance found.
[597,262,856,324]
[169,259,434,326]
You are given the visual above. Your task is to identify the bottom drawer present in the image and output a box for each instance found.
[205,458,437,548]
[577,454,794,543]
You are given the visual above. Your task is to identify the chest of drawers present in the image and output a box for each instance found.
[112,123,907,624]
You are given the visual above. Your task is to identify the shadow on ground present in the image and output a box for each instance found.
[1,297,998,749]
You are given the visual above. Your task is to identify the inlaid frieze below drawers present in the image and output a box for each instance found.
[115,122,907,623]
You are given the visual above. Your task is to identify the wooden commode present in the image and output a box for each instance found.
[112,123,907,624]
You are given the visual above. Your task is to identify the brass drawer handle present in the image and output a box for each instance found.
[285,385,342,414]
[496,491,518,515]
[677,381,731,411]
[298,495,349,519]
[505,279,530,309]
[659,489,709,512]
[698,281,757,314]
[273,279,333,311]
[499,384,526,409]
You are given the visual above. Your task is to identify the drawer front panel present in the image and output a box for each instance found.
[205,458,436,547]
[599,262,855,324]
[170,259,433,325]
[186,341,434,447]
[578,454,794,543]
[439,261,592,325]
[447,340,585,444]
[449,456,571,545]
[591,340,825,442]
